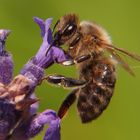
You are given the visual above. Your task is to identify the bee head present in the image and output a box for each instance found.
[53,14,79,46]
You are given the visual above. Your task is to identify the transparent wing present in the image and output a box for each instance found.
[102,43,140,76]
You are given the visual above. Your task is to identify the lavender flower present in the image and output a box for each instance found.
[0,17,69,140]
[21,17,69,82]
[0,30,13,84]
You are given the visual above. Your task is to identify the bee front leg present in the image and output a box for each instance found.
[42,74,86,89]
[60,54,92,66]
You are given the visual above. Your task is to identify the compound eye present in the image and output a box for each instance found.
[63,23,77,36]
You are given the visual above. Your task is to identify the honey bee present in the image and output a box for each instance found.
[45,14,140,123]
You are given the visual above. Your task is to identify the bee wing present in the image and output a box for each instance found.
[109,49,135,76]
[103,43,140,76]
[105,44,140,61]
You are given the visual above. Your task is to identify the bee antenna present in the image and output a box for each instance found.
[45,43,53,56]
[46,20,60,56]
[52,19,60,34]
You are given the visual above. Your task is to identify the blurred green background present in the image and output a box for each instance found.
[0,0,140,140]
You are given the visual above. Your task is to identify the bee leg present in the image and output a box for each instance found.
[58,89,78,119]
[42,74,86,89]
[61,54,92,66]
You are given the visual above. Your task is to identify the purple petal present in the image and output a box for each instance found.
[0,29,11,54]
[34,17,45,37]
[45,18,53,33]
[35,45,70,69]
[0,29,13,84]
[51,46,70,63]
[0,54,13,84]
[0,30,11,42]
[29,93,39,115]
[0,101,20,140]
[34,17,53,39]
[13,109,61,140]
[36,110,61,140]
[38,110,57,125]
[34,17,70,68]
[44,118,60,140]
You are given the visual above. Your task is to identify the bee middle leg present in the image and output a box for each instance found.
[42,74,86,89]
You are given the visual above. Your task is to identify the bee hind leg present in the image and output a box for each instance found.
[42,74,86,89]
[58,89,78,119]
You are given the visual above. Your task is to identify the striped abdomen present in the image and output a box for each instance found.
[77,58,116,123]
